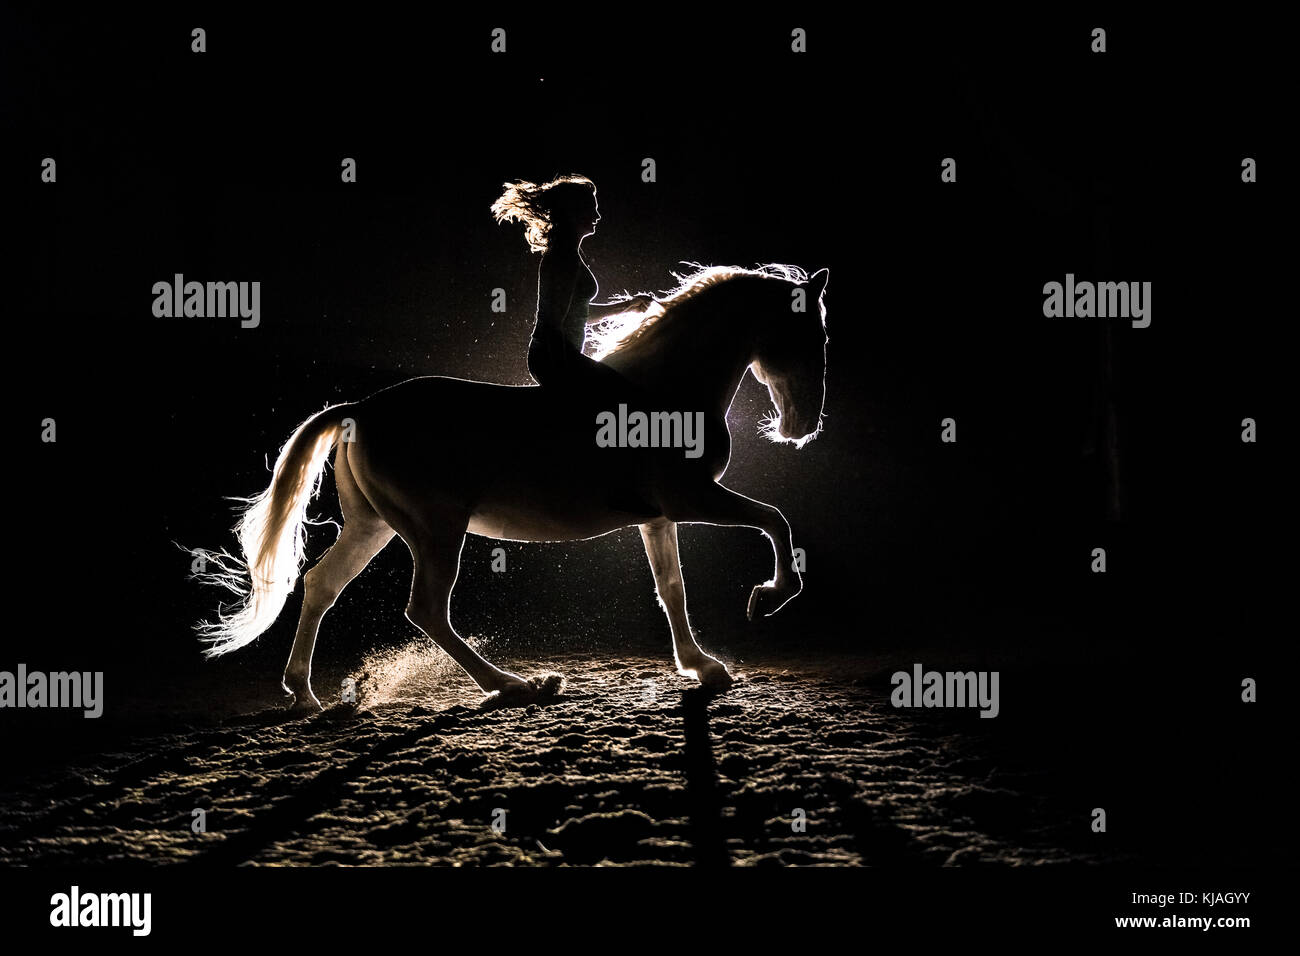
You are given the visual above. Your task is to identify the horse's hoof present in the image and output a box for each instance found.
[483,672,565,709]
[284,686,323,714]
[693,658,734,689]
[747,582,800,620]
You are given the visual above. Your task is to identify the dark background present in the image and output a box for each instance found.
[5,10,1285,864]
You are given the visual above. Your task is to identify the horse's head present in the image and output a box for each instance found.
[751,268,828,447]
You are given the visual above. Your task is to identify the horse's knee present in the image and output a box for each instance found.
[762,512,791,543]
[654,575,684,604]
[648,554,679,582]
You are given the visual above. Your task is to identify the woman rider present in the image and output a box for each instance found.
[491,175,652,393]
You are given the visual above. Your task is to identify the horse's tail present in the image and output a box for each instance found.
[193,403,355,657]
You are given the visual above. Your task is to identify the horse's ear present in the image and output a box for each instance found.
[808,268,829,297]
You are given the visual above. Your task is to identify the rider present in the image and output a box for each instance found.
[491,175,651,392]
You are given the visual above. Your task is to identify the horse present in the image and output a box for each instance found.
[194,263,829,711]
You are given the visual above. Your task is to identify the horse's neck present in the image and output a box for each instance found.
[608,286,756,416]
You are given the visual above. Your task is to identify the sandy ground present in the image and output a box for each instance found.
[0,644,1116,867]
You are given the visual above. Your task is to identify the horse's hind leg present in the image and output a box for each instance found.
[402,520,532,697]
[640,518,732,688]
[283,445,395,711]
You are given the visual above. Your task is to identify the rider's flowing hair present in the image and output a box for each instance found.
[491,174,595,253]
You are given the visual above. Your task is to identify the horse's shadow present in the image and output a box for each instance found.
[682,685,732,866]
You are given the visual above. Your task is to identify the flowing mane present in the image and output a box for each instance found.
[589,262,809,360]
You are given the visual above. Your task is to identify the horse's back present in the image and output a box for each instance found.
[362,374,529,413]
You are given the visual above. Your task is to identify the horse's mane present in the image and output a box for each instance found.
[589,262,809,360]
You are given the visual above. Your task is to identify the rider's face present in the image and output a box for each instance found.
[555,188,599,240]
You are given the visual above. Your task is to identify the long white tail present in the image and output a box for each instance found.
[194,404,353,657]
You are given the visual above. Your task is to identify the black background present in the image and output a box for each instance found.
[5,7,1285,873]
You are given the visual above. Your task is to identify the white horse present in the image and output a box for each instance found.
[195,263,829,711]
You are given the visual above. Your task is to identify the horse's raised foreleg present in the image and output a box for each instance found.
[403,523,533,698]
[639,518,732,688]
[665,482,802,619]
[283,447,395,711]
